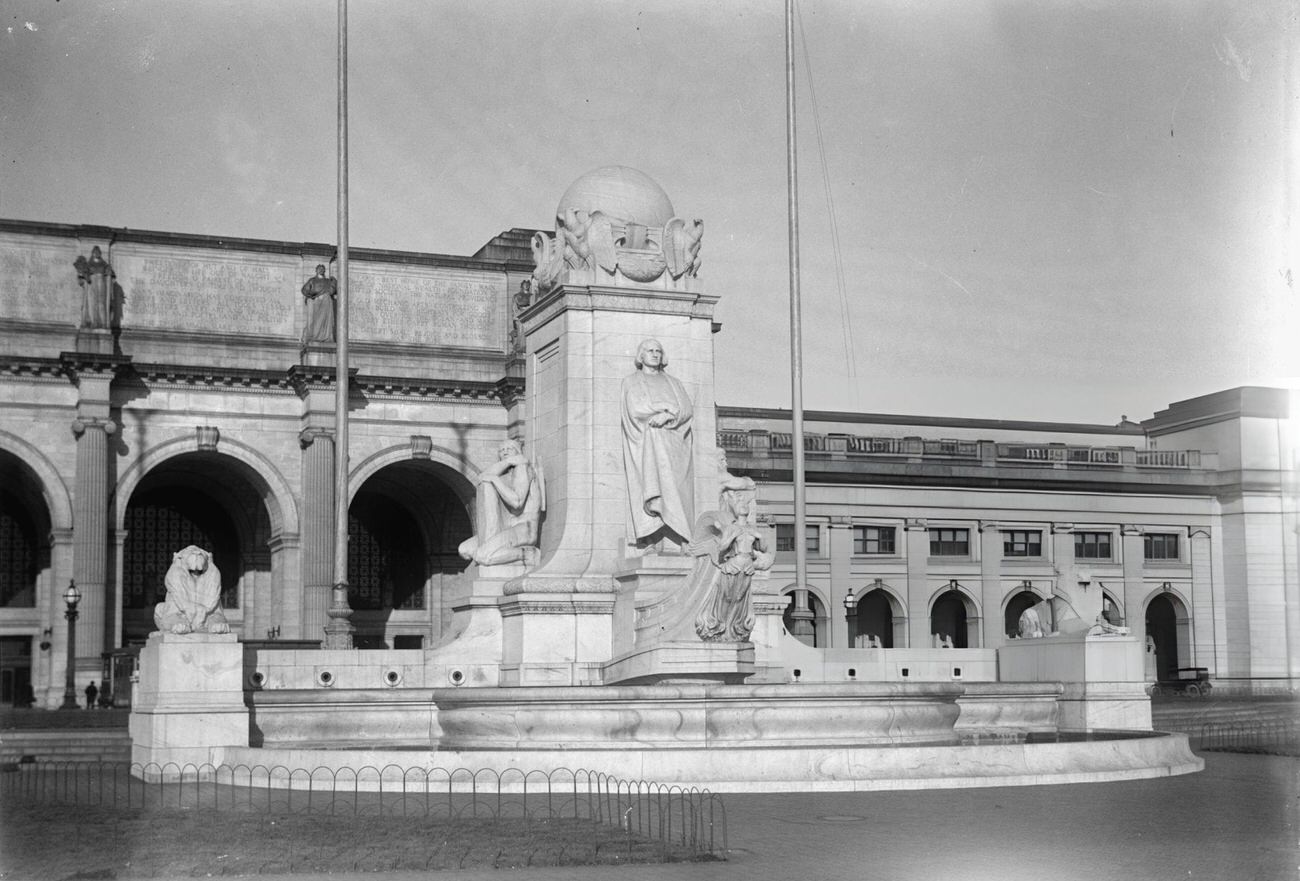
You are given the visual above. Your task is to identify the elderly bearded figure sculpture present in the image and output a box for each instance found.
[154,546,230,635]
[457,439,544,566]
[692,483,773,642]
[621,339,695,547]
[300,264,337,344]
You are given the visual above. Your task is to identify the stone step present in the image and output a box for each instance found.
[0,730,133,764]
[1152,700,1299,734]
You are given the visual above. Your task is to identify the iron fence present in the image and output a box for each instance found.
[1195,719,1300,757]
[0,760,727,860]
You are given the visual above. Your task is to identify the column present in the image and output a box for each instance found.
[299,427,334,642]
[828,520,853,648]
[905,519,929,649]
[979,522,1002,649]
[1189,528,1214,672]
[71,416,115,673]
[1121,525,1145,643]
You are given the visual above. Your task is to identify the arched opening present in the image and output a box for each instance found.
[1146,593,1189,682]
[930,589,972,648]
[120,453,274,646]
[854,588,899,648]
[348,460,472,649]
[1003,590,1041,637]
[0,451,52,707]
[782,588,828,647]
[1101,590,1123,626]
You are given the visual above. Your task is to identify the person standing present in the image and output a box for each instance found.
[84,681,98,710]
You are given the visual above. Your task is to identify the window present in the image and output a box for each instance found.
[1144,533,1179,561]
[1074,531,1113,560]
[929,528,969,556]
[853,525,896,555]
[1001,530,1042,557]
[776,524,820,553]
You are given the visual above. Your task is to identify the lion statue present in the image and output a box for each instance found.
[153,545,230,635]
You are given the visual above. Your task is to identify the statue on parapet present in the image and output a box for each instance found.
[621,339,694,549]
[692,477,773,642]
[300,264,337,344]
[73,246,112,329]
[154,546,230,635]
[1017,606,1046,638]
[457,438,544,567]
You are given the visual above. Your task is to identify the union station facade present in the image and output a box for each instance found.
[0,218,1295,707]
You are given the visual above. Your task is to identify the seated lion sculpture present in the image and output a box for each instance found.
[154,545,230,635]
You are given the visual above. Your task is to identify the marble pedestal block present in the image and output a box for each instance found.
[999,634,1152,730]
[423,575,511,688]
[603,556,756,685]
[129,632,249,771]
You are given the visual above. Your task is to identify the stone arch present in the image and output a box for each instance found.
[847,581,906,648]
[1101,588,1125,627]
[350,443,477,510]
[781,584,830,648]
[346,455,475,648]
[1144,587,1192,680]
[113,435,299,645]
[0,430,73,531]
[112,434,298,539]
[929,582,980,648]
[1002,586,1045,637]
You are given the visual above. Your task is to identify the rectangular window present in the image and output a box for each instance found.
[1144,533,1180,561]
[1001,530,1042,558]
[1074,531,1113,560]
[929,528,969,556]
[853,525,896,555]
[776,524,820,553]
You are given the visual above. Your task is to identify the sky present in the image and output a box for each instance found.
[2,1,1295,424]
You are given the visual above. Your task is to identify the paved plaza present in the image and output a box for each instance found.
[3,750,1295,880]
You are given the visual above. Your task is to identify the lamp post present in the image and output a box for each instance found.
[60,580,81,710]
[843,589,856,649]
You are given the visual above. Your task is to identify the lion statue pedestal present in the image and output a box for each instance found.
[129,546,247,774]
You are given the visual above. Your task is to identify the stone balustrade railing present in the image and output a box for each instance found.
[717,429,1208,470]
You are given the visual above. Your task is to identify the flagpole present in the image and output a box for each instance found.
[786,0,808,604]
[326,0,354,648]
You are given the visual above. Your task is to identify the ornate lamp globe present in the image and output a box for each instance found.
[63,581,81,607]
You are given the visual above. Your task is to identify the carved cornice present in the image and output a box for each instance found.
[355,374,502,402]
[59,351,132,385]
[0,356,67,382]
[287,364,352,399]
[495,376,526,409]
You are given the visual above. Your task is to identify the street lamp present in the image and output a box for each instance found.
[60,580,81,710]
[843,589,856,648]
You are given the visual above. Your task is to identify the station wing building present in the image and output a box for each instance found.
[0,218,1295,706]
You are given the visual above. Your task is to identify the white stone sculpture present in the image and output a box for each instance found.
[529,166,703,295]
[865,633,884,648]
[621,339,694,547]
[457,438,544,566]
[1017,606,1045,639]
[73,246,112,329]
[1088,614,1131,637]
[154,545,230,634]
[692,484,773,642]
[934,633,955,649]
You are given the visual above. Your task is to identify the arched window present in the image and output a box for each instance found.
[930,589,971,648]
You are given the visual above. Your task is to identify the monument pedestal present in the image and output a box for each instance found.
[129,632,248,772]
[999,633,1152,730]
[74,327,115,355]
